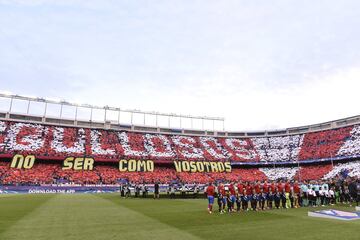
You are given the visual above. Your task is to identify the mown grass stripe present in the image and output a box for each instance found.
[1,194,201,240]
[0,194,55,236]
[2,194,360,240]
[100,195,360,240]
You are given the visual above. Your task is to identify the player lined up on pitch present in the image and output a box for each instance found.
[205,177,360,214]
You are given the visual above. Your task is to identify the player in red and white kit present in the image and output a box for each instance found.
[206,182,215,214]
[217,183,226,213]
[228,182,236,212]
[293,180,300,208]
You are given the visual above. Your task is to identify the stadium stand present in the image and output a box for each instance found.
[0,119,360,185]
[0,160,359,185]
[1,120,360,163]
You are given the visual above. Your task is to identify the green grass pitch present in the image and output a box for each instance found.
[0,194,359,240]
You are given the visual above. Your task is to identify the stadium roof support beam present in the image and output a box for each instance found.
[0,93,225,131]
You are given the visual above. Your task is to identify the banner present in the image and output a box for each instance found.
[10,154,35,169]
[62,157,94,170]
[119,159,154,172]
[0,186,119,194]
[174,161,231,173]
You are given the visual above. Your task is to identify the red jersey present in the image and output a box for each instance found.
[285,183,291,193]
[254,184,261,194]
[277,183,284,192]
[218,185,226,196]
[293,184,300,194]
[263,183,269,193]
[229,184,236,196]
[270,183,276,192]
[246,185,252,195]
[206,185,215,197]
[237,183,244,194]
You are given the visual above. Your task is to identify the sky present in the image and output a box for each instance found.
[0,0,360,131]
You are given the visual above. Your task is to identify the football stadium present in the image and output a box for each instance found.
[1,94,360,240]
[1,1,360,240]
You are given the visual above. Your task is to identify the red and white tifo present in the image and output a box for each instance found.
[1,120,360,163]
[0,119,360,184]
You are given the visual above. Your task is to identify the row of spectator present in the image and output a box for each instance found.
[1,160,359,185]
